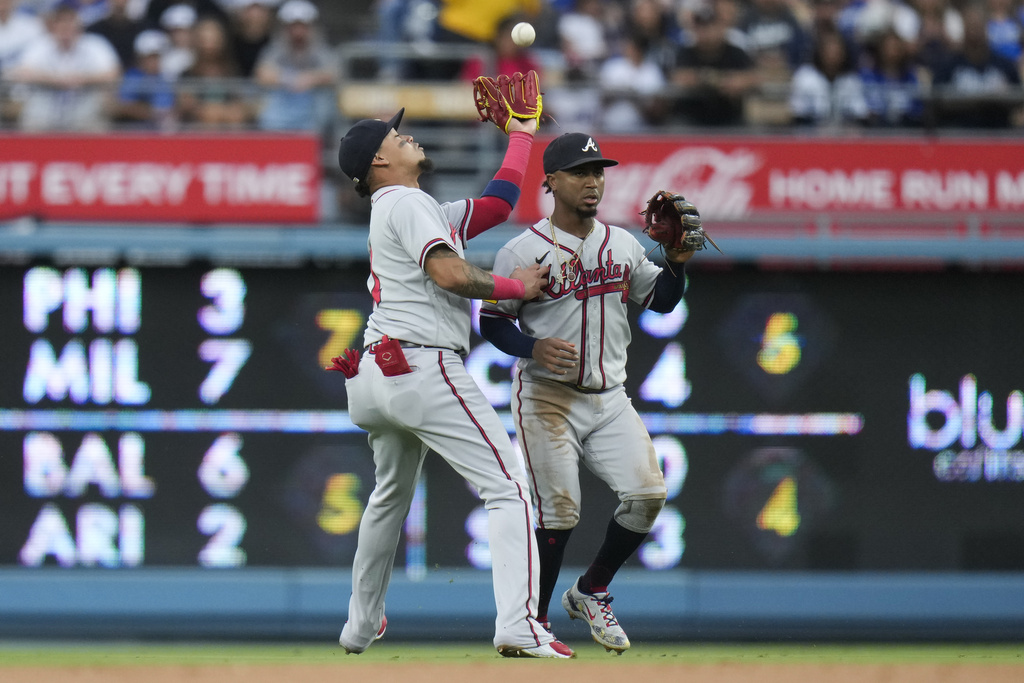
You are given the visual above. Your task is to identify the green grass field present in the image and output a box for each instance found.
[1,642,1022,667]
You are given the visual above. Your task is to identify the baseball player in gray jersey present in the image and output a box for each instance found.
[334,108,575,658]
[479,132,698,653]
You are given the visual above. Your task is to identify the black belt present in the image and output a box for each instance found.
[366,339,461,354]
[557,381,607,395]
[366,339,427,351]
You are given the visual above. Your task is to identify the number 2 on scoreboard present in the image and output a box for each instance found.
[197,503,247,567]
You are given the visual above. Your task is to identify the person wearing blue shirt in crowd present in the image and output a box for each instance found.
[858,27,924,126]
[984,0,1024,62]
[115,29,176,129]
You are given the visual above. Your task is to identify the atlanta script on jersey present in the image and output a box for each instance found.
[481,219,663,391]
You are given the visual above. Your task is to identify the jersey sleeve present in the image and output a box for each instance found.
[625,232,664,308]
[479,245,525,321]
[392,191,460,269]
[438,198,471,250]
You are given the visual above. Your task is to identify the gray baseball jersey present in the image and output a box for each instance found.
[480,218,668,530]
[362,186,475,354]
[481,218,663,390]
[341,185,553,652]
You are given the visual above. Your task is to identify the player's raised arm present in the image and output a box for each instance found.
[464,71,543,239]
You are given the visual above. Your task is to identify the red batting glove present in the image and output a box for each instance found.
[326,348,361,378]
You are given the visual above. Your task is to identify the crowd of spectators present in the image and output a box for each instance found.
[0,0,337,132]
[1,0,1023,133]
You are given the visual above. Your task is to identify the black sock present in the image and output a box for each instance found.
[535,527,573,620]
[578,519,647,594]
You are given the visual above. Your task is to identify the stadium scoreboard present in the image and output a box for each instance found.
[1,263,1022,573]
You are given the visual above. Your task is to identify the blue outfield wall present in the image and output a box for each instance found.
[2,568,1024,641]
[3,220,1024,267]
[3,221,1024,642]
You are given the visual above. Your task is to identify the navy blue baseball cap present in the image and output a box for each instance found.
[337,108,405,183]
[543,132,619,175]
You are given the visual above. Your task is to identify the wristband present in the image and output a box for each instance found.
[482,178,520,206]
[490,275,526,300]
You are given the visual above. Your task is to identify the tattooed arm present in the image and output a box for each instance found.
[424,246,549,300]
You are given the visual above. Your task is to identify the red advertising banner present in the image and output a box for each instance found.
[0,134,320,223]
[517,136,1024,227]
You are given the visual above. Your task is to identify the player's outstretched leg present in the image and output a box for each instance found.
[562,577,630,653]
[338,428,425,655]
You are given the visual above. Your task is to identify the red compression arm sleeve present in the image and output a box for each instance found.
[466,131,533,239]
[490,275,526,300]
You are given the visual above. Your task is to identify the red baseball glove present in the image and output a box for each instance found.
[641,190,721,253]
[472,70,543,134]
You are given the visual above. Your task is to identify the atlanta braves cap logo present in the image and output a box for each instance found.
[543,132,619,174]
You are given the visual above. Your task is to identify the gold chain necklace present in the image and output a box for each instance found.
[549,218,594,286]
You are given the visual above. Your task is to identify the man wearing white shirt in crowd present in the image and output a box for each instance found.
[0,0,45,74]
[8,3,121,131]
[598,31,669,132]
[789,26,869,125]
[558,0,609,77]
[159,2,196,79]
[0,0,45,124]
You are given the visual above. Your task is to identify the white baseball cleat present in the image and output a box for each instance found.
[339,615,387,654]
[497,639,576,659]
[562,579,630,653]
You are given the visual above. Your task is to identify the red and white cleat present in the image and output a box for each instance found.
[497,639,576,659]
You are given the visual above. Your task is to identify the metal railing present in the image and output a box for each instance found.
[3,64,1023,136]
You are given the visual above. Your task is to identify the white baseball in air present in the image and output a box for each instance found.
[511,21,536,47]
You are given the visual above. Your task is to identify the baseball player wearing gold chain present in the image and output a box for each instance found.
[334,107,575,658]
[480,133,697,653]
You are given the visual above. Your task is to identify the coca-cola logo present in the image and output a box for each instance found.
[532,146,762,226]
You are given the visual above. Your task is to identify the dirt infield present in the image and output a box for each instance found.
[3,642,1023,683]
[4,662,1024,683]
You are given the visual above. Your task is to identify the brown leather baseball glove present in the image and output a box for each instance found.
[641,190,721,253]
[472,70,543,134]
